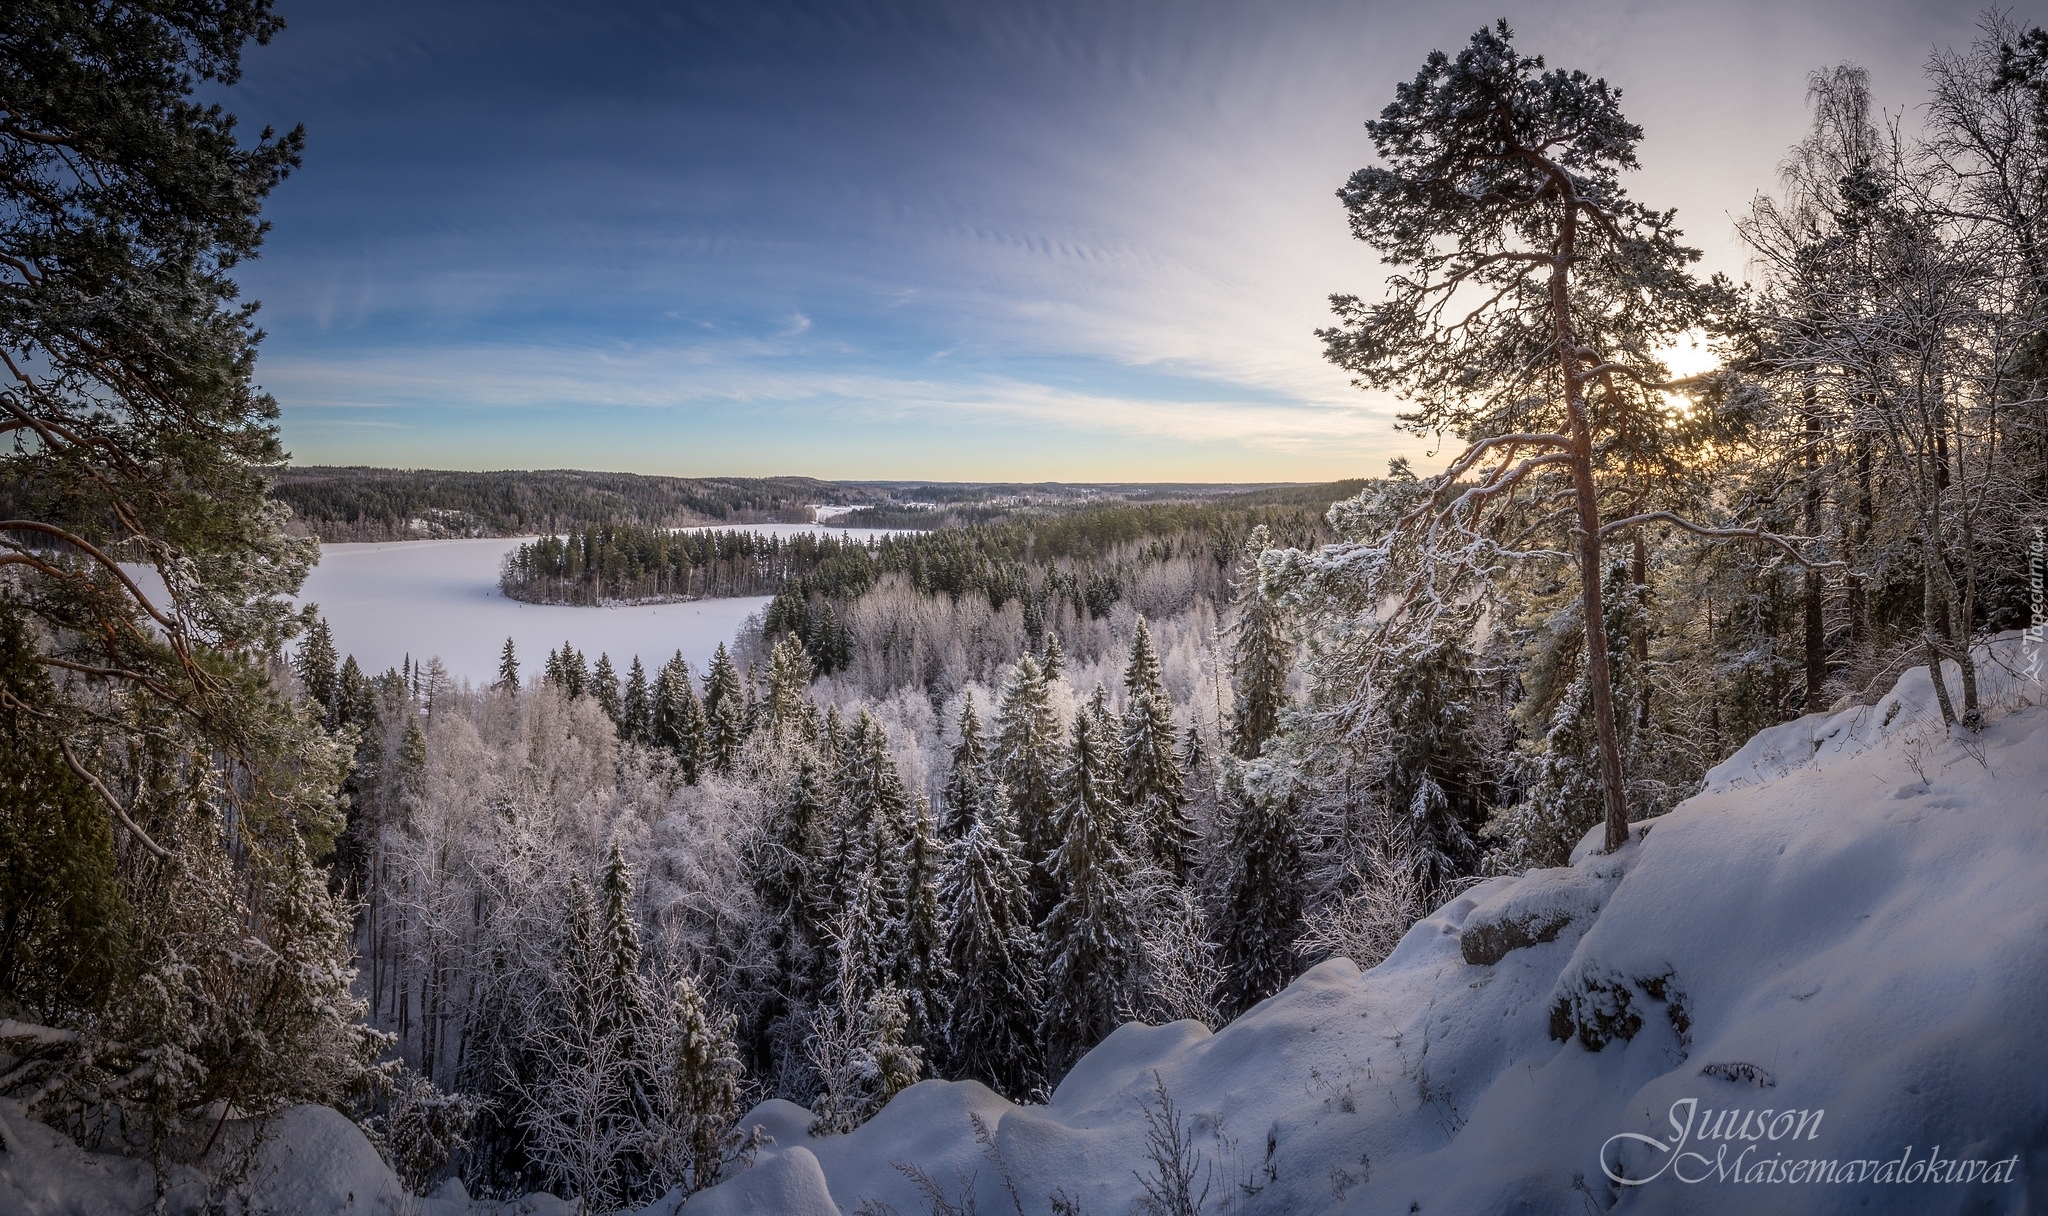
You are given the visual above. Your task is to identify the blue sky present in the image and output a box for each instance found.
[231,0,1980,481]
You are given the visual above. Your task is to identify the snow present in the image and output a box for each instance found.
[290,537,770,688]
[678,633,2048,1215]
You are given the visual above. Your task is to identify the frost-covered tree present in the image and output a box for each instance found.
[622,657,651,743]
[653,654,707,783]
[1228,531,1291,761]
[941,694,992,840]
[296,613,341,720]
[891,794,950,1050]
[937,769,1042,1096]
[1212,779,1305,1021]
[994,655,1065,919]
[498,637,520,692]
[592,653,623,726]
[703,644,745,771]
[651,972,745,1199]
[1121,618,1193,881]
[766,633,815,741]
[1038,706,1141,1076]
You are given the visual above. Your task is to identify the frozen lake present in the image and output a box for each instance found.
[287,524,903,686]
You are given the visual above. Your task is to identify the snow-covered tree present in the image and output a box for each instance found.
[1212,778,1305,1021]
[592,653,623,726]
[937,769,1042,1096]
[497,637,520,692]
[1121,618,1193,881]
[994,655,1065,919]
[622,657,651,743]
[650,971,745,1198]
[1038,706,1141,1075]
[941,694,992,840]
[1228,530,1291,761]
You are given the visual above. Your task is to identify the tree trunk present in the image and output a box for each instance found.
[1802,382,1826,712]
[1549,200,1630,854]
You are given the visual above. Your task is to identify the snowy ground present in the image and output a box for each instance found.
[293,537,770,687]
[682,636,2047,1216]
[136,524,902,687]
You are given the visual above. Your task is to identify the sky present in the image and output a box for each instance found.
[228,0,1988,483]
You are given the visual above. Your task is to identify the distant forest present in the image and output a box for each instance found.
[267,467,856,540]
[499,497,1350,672]
[265,466,1354,542]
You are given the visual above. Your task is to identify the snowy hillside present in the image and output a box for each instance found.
[680,636,2047,1216]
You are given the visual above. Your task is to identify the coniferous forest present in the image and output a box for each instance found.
[2,6,2044,1213]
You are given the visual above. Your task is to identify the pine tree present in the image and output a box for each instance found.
[941,694,991,840]
[295,613,340,721]
[1228,530,1290,760]
[1038,706,1141,1076]
[498,637,520,691]
[938,768,1042,1097]
[1120,619,1193,881]
[591,653,622,725]
[1212,781,1305,1020]
[622,657,651,743]
[993,655,1065,921]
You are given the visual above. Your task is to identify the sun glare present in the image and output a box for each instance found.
[1655,329,1720,380]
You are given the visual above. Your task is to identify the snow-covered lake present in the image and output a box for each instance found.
[291,525,903,686]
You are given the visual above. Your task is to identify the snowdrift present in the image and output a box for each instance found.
[686,636,2048,1215]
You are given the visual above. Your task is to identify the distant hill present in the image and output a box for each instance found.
[267,468,1366,542]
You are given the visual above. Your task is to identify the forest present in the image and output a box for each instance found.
[1,7,2043,1214]
[267,467,855,541]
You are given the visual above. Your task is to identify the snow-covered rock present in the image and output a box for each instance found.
[689,635,2047,1215]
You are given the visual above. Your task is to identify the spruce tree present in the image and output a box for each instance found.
[766,634,815,740]
[1041,631,1066,683]
[938,769,1042,1097]
[653,655,706,783]
[592,653,622,726]
[1212,782,1305,1020]
[498,637,520,691]
[703,645,745,772]
[941,694,991,840]
[993,655,1065,921]
[295,614,341,721]
[622,657,651,743]
[1378,633,1489,886]
[1120,619,1193,881]
[1038,706,1140,1076]
[760,754,831,1013]
[890,794,949,1051]
[1228,530,1290,760]
[661,972,743,1197]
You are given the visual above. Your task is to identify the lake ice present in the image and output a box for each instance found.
[291,525,903,686]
